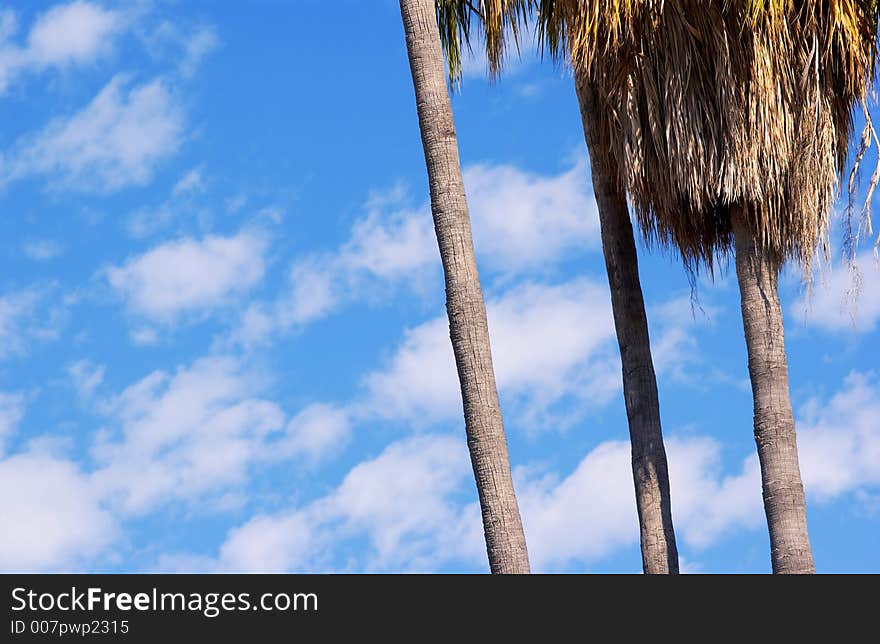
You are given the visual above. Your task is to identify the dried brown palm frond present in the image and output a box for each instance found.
[531,0,880,273]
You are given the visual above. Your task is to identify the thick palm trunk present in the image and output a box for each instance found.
[731,208,815,574]
[398,0,530,574]
[575,75,679,574]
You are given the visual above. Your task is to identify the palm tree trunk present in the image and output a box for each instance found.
[731,207,815,574]
[575,74,679,574]
[398,0,530,574]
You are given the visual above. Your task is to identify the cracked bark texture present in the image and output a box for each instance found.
[575,75,680,574]
[732,208,815,574]
[398,0,530,574]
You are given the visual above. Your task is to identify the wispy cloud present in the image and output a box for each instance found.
[0,286,67,360]
[0,2,128,94]
[90,356,285,516]
[22,239,63,261]
[0,391,26,455]
[230,158,599,346]
[143,21,219,80]
[2,75,185,192]
[67,359,105,402]
[127,167,209,239]
[179,25,219,79]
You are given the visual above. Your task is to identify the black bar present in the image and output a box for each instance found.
[1,573,870,640]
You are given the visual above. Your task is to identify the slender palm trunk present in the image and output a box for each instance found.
[575,74,679,574]
[731,207,815,574]
[398,0,530,574]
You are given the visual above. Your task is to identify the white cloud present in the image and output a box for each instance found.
[91,356,285,515]
[333,158,599,280]
[0,2,125,93]
[197,371,880,572]
[216,434,482,572]
[230,211,432,345]
[186,433,745,572]
[175,431,764,572]
[0,450,116,572]
[27,2,120,67]
[339,207,438,281]
[232,260,336,348]
[282,262,339,325]
[516,441,637,569]
[371,369,878,570]
[516,434,762,569]
[230,159,599,344]
[797,371,880,500]
[275,404,351,464]
[216,511,317,573]
[321,434,481,570]
[362,315,455,422]
[3,75,185,191]
[465,159,600,271]
[666,440,763,549]
[107,230,267,322]
[489,280,616,406]
[363,278,619,430]
[22,239,63,261]
[668,371,880,552]
[30,352,363,531]
[792,252,880,333]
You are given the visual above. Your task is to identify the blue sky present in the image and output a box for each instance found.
[0,0,878,574]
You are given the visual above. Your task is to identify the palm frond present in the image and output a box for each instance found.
[536,1,880,273]
[435,0,534,80]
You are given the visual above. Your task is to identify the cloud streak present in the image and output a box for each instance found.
[2,75,185,192]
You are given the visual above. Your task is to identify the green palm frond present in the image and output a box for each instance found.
[435,0,534,80]
[436,0,474,82]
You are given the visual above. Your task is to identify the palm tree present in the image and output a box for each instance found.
[398,0,530,574]
[437,1,679,573]
[524,0,880,573]
[576,79,679,574]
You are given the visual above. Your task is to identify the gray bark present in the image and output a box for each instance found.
[398,0,530,574]
[731,208,815,574]
[575,75,680,574]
